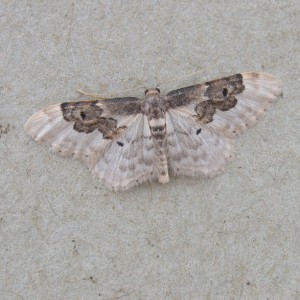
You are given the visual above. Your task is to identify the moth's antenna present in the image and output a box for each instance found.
[76,89,107,99]
[77,64,219,98]
[108,85,148,96]
[156,63,220,88]
[76,85,148,99]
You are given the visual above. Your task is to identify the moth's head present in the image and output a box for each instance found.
[144,88,160,96]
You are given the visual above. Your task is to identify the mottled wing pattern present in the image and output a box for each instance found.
[166,109,234,176]
[166,72,282,176]
[167,72,283,138]
[25,97,159,191]
[91,114,160,191]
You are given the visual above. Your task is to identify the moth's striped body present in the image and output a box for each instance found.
[143,89,169,183]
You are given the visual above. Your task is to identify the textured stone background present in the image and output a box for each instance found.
[1,1,299,299]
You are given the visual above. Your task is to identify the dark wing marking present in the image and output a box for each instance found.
[165,72,282,137]
[166,74,244,122]
[61,97,142,138]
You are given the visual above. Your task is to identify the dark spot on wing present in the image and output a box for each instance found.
[166,73,245,112]
[80,111,86,120]
[204,74,244,99]
[61,101,102,122]
[117,141,124,147]
[196,128,202,135]
[195,74,245,123]
[61,101,126,139]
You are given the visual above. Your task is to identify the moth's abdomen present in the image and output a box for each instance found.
[143,96,169,184]
[148,120,169,184]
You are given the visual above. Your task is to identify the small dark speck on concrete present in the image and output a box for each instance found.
[0,124,13,137]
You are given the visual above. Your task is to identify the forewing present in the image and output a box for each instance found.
[25,97,160,191]
[166,72,283,138]
[166,109,235,177]
[25,97,142,159]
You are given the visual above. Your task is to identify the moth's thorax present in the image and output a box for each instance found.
[142,95,168,121]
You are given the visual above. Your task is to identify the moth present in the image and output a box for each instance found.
[25,72,282,191]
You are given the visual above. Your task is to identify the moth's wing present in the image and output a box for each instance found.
[165,72,282,176]
[25,97,141,160]
[91,114,160,191]
[166,109,235,177]
[25,97,160,191]
[166,72,283,138]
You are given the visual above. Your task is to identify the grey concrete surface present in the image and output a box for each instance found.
[0,1,299,299]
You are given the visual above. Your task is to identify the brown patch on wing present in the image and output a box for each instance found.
[61,101,125,139]
[195,74,245,123]
[166,84,206,108]
[103,97,142,115]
